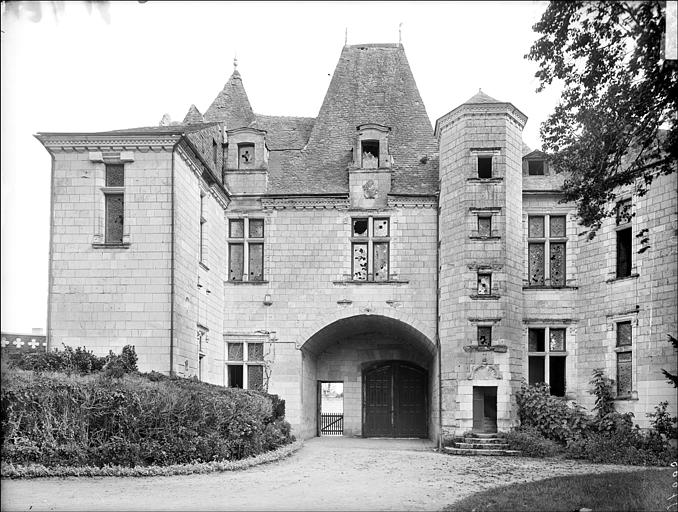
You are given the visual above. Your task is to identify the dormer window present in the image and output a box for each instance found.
[528,160,545,175]
[361,140,380,169]
[238,143,255,169]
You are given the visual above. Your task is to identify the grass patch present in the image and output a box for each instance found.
[444,468,677,512]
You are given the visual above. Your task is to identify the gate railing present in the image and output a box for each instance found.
[320,413,343,435]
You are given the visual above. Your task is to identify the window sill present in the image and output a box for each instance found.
[199,261,210,271]
[467,177,503,183]
[523,285,578,290]
[463,345,508,353]
[606,273,640,283]
[92,242,130,249]
[333,279,410,285]
[469,235,501,241]
[470,294,500,300]
[225,280,269,285]
[614,395,639,401]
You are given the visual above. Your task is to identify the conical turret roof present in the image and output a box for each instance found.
[204,60,256,128]
[464,89,501,104]
[183,104,204,125]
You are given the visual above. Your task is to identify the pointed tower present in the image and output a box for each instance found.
[435,90,527,436]
[182,104,204,125]
[204,57,256,128]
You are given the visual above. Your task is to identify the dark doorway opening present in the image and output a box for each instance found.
[363,361,427,438]
[318,382,344,436]
[473,386,497,433]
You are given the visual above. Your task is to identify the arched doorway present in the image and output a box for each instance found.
[300,314,437,439]
[363,361,428,438]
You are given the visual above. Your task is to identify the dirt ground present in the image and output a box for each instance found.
[1,437,647,511]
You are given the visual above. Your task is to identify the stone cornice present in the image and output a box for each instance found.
[35,134,181,151]
[435,102,528,137]
[261,196,350,210]
[387,195,438,208]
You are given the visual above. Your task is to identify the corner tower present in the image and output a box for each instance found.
[435,91,527,436]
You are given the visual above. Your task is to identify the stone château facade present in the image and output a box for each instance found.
[36,43,677,440]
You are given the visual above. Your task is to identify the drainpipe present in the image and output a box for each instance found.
[169,140,180,376]
[436,194,443,451]
[44,144,56,350]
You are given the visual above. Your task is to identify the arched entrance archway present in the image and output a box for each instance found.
[300,314,437,439]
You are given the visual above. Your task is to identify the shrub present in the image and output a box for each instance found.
[505,427,563,458]
[1,367,294,468]
[589,368,616,419]
[14,345,137,376]
[647,401,678,440]
[515,383,590,444]
[566,431,676,466]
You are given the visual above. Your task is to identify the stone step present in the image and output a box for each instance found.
[453,437,505,445]
[444,446,521,456]
[455,442,509,450]
[472,433,500,438]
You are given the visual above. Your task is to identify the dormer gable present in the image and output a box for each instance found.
[353,123,391,170]
[522,149,549,176]
[225,127,268,170]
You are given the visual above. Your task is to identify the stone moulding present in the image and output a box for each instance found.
[387,196,437,208]
[467,362,502,380]
[261,197,350,210]
[463,345,507,353]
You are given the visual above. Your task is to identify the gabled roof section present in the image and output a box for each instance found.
[204,64,256,129]
[268,43,438,195]
[183,104,204,125]
[254,114,315,150]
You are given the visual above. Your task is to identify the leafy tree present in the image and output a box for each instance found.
[527,1,677,237]
[661,334,678,388]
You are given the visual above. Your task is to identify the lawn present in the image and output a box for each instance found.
[444,468,677,512]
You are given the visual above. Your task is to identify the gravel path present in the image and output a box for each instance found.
[0,437,647,511]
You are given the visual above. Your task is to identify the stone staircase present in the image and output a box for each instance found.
[444,433,521,456]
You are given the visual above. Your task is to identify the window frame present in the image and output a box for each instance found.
[225,339,265,390]
[350,216,390,282]
[526,213,568,287]
[527,326,568,396]
[615,198,633,279]
[227,217,265,282]
[102,163,125,245]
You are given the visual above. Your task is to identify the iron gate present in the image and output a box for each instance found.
[320,413,344,435]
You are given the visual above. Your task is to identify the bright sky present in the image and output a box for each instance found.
[0,0,561,333]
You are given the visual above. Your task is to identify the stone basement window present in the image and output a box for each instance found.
[228,218,264,281]
[527,159,545,175]
[615,199,633,278]
[615,320,633,397]
[351,217,389,281]
[527,214,567,287]
[528,327,567,396]
[226,341,264,390]
[477,156,493,178]
[103,163,125,244]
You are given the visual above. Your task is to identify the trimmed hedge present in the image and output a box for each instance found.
[1,366,294,468]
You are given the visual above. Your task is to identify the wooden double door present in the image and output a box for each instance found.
[363,361,428,438]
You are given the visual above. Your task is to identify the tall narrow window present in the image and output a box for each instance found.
[527,214,567,287]
[616,199,633,278]
[226,340,265,390]
[104,164,125,244]
[528,327,567,396]
[199,193,207,264]
[477,273,491,295]
[616,321,633,397]
[478,216,492,237]
[477,156,492,178]
[361,140,380,168]
[228,218,264,281]
[351,217,389,281]
[212,139,218,165]
[477,326,492,346]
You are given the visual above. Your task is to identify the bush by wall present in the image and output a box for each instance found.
[1,364,294,468]
[13,344,138,377]
[504,427,563,458]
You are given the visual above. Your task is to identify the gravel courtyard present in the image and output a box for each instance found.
[1,437,647,511]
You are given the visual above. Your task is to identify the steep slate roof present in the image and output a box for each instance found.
[464,89,501,104]
[183,104,204,125]
[204,68,256,128]
[267,44,439,195]
[254,115,314,150]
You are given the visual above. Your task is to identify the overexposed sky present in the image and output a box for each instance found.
[0,0,561,333]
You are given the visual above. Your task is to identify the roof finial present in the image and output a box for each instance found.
[234,55,238,70]
[399,22,403,45]
[345,27,348,46]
